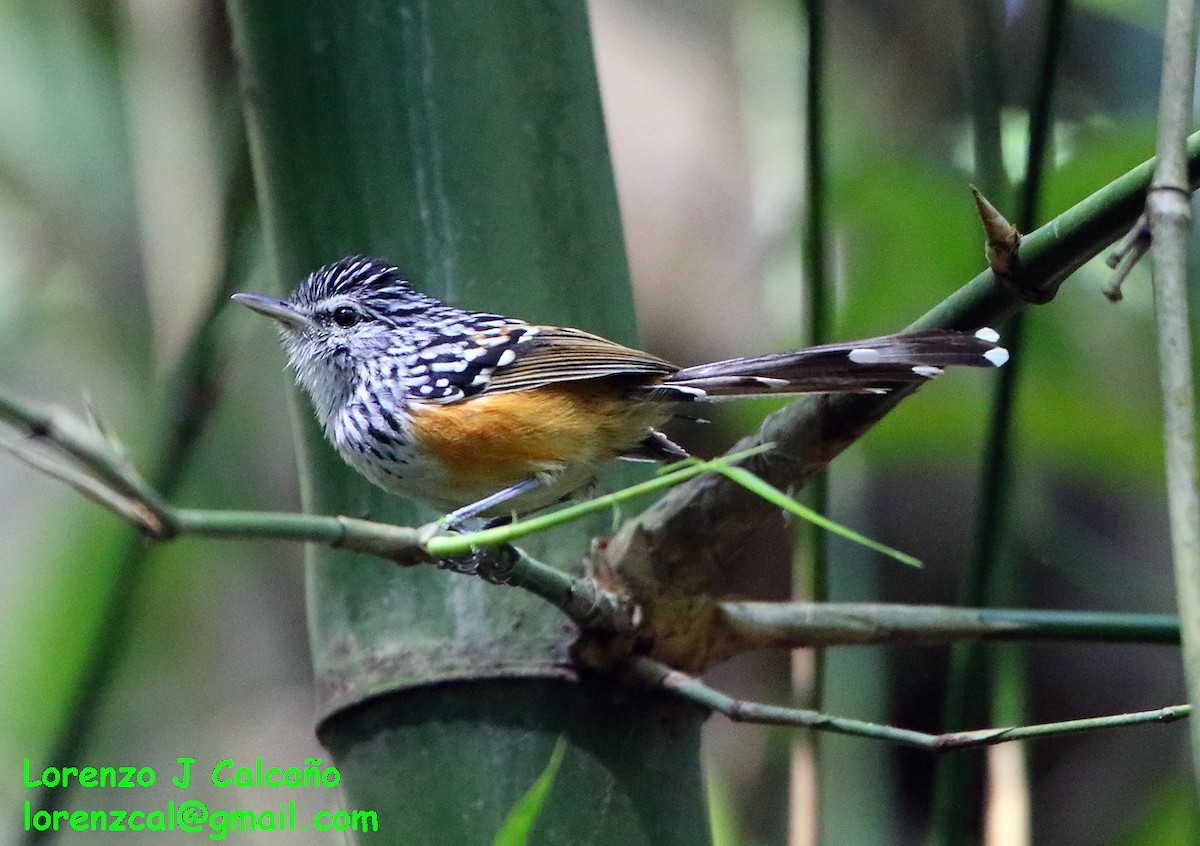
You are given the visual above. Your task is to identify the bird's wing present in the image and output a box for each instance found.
[410,324,678,403]
[483,326,678,391]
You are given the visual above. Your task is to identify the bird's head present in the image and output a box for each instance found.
[233,256,433,427]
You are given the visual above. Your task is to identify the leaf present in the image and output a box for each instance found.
[492,737,568,846]
[708,459,922,568]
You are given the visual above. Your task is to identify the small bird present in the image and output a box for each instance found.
[234,256,1008,522]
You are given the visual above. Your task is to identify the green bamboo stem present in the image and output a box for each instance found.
[1146,0,1200,800]
[223,2,712,841]
[800,0,830,599]
[797,0,830,838]
[719,602,1179,647]
[934,3,1067,843]
[932,4,1011,840]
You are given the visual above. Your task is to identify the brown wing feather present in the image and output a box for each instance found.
[481,326,678,394]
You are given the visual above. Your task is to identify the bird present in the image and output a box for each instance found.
[233,256,1008,523]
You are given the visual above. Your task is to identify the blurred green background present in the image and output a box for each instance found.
[0,0,1191,844]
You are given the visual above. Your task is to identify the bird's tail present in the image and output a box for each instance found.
[650,328,1008,400]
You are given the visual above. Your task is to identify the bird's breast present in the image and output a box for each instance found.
[326,380,670,514]
[405,383,667,486]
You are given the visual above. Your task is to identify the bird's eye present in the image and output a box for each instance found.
[331,306,359,327]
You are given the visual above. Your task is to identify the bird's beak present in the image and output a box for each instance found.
[231,293,317,331]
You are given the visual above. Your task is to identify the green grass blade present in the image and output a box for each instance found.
[492,737,568,846]
[710,461,922,568]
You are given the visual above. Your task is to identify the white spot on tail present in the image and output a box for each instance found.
[849,348,883,364]
[752,377,789,387]
[975,327,1000,343]
[985,347,1010,367]
[913,365,943,378]
[665,385,708,399]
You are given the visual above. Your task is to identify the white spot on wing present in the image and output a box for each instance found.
[495,349,517,367]
[913,365,943,378]
[975,327,1000,343]
[431,360,468,372]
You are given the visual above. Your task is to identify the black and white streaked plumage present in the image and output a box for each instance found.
[233,256,1008,518]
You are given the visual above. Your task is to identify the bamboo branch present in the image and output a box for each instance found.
[1143,0,1200,796]
[718,601,1179,650]
[936,4,1068,840]
[0,394,173,534]
[1098,0,1200,801]
[630,656,1190,751]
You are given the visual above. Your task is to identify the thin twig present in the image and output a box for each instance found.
[629,656,1190,751]
[1103,213,1150,301]
[0,438,163,533]
[0,394,173,533]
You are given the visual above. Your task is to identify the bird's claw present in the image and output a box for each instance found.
[436,543,519,584]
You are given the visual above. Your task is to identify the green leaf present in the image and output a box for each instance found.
[492,736,568,846]
[708,459,922,568]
